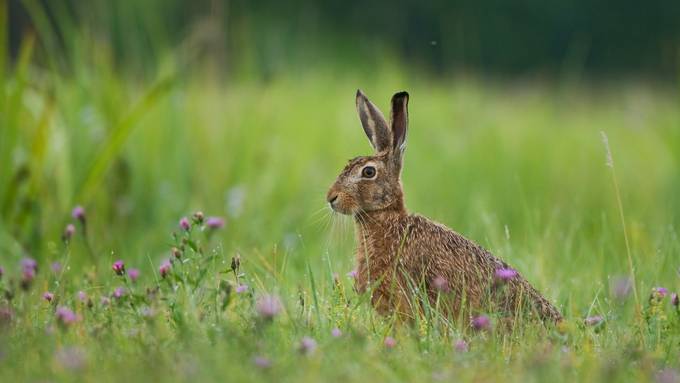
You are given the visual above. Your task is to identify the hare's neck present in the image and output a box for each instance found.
[353,209,406,241]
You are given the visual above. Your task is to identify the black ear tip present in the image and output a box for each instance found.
[356,89,365,98]
[392,91,409,101]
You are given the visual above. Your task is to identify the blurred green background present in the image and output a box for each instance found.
[2,0,680,309]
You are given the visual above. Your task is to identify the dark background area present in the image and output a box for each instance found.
[8,0,680,79]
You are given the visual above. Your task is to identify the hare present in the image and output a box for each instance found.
[326,90,562,325]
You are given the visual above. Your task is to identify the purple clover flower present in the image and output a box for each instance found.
[206,217,225,229]
[113,287,126,299]
[63,224,76,242]
[471,315,492,331]
[71,206,85,222]
[299,337,317,355]
[653,287,669,298]
[495,268,518,282]
[432,276,450,293]
[51,261,62,274]
[253,356,272,369]
[331,328,342,338]
[384,336,397,348]
[22,258,38,273]
[128,268,140,282]
[159,259,172,278]
[112,260,125,276]
[55,306,79,326]
[179,217,191,231]
[256,294,282,319]
[454,339,469,352]
[584,315,604,326]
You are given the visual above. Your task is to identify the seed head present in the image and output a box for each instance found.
[193,211,204,224]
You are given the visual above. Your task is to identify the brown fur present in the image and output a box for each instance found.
[327,90,562,325]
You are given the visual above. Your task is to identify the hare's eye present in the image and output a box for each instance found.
[361,166,376,178]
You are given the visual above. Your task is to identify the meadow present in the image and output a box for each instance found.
[2,13,680,382]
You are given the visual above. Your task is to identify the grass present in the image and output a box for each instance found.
[2,18,680,383]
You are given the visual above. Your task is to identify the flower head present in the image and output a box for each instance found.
[179,217,191,231]
[77,291,88,303]
[193,211,205,224]
[113,287,126,299]
[21,258,38,273]
[236,284,248,294]
[112,260,125,276]
[206,217,225,229]
[331,328,342,338]
[671,293,679,308]
[495,268,518,282]
[298,336,317,355]
[55,306,79,326]
[346,270,358,279]
[159,259,172,279]
[100,296,111,306]
[128,268,140,282]
[653,287,669,298]
[171,247,182,259]
[384,336,397,348]
[656,368,680,383]
[471,315,492,331]
[0,266,4,279]
[256,294,282,319]
[43,292,55,302]
[62,224,76,242]
[584,315,604,326]
[71,205,86,222]
[51,262,62,274]
[432,276,450,293]
[454,339,468,352]
[253,356,272,369]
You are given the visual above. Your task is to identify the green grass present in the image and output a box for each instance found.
[2,19,680,382]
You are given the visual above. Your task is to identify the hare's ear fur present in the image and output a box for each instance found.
[356,90,391,152]
[390,91,409,157]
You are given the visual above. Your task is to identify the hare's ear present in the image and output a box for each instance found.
[390,91,409,157]
[356,89,391,152]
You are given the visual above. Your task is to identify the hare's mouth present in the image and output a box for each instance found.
[327,192,355,215]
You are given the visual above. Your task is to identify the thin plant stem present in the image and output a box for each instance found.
[601,131,645,346]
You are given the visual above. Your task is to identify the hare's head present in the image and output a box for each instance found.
[327,90,409,215]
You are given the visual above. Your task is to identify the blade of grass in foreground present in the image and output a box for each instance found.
[601,131,644,347]
[77,76,175,204]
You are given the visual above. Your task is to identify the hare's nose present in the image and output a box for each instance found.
[327,193,338,206]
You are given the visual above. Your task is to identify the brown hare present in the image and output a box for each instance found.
[326,90,562,325]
